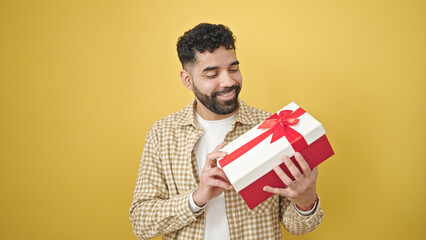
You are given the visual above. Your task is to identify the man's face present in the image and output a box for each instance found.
[185,46,242,116]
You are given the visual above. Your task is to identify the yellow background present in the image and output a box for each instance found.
[1,0,425,239]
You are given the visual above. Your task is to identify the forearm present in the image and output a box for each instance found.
[129,189,201,240]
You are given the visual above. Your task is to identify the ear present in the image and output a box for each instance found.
[180,69,193,90]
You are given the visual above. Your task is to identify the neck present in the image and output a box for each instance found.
[195,99,237,120]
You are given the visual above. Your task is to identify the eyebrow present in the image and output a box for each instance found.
[202,66,219,72]
[202,60,240,73]
[230,60,240,66]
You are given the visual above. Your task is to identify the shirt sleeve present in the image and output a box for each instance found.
[129,126,203,240]
[293,196,319,216]
[188,190,207,213]
[279,196,324,235]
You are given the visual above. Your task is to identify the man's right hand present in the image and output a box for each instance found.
[192,142,233,207]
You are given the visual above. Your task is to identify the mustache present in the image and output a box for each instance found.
[212,85,240,98]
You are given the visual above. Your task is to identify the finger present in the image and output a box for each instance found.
[263,185,289,197]
[207,151,227,161]
[272,165,294,187]
[213,142,225,152]
[207,178,233,189]
[208,167,231,183]
[294,152,311,175]
[205,151,228,169]
[283,155,303,182]
[210,151,228,168]
[312,167,318,177]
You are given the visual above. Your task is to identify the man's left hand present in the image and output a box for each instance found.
[263,152,318,209]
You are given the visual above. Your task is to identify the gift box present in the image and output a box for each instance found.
[218,102,334,209]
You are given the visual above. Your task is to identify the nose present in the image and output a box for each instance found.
[219,71,235,88]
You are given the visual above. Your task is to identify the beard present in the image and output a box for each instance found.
[192,82,241,115]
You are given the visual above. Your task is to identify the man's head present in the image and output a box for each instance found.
[177,23,242,120]
[177,23,236,69]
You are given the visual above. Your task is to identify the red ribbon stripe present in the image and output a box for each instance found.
[219,107,308,168]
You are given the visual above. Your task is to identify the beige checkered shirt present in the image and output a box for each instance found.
[130,99,324,240]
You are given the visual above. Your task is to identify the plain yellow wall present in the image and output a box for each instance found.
[1,0,425,239]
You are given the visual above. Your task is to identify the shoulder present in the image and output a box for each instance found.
[245,104,271,118]
[150,107,188,132]
[148,99,196,137]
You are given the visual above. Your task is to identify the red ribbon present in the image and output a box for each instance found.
[219,107,308,168]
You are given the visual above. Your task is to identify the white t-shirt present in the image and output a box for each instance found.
[191,112,236,240]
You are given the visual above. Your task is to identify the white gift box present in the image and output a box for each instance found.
[218,102,334,209]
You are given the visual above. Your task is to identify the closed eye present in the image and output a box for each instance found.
[206,73,218,78]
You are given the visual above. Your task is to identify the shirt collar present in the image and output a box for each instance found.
[176,98,258,126]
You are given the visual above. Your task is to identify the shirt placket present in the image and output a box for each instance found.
[184,124,205,239]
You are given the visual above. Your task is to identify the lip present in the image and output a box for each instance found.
[216,90,235,101]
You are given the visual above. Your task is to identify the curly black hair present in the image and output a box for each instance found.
[177,23,236,68]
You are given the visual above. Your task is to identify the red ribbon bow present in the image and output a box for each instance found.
[258,110,301,143]
[219,107,308,168]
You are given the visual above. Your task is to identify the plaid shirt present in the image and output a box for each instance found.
[130,99,324,240]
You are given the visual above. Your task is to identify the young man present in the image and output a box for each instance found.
[130,23,324,240]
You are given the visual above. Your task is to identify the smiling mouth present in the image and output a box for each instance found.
[216,90,235,99]
[220,91,234,97]
[213,85,240,101]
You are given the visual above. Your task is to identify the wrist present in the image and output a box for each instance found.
[192,189,207,207]
[296,194,318,211]
[189,190,206,213]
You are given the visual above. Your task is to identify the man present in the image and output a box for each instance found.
[130,23,324,240]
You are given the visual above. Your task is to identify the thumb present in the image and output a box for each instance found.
[213,142,225,152]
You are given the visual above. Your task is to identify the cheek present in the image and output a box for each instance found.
[235,73,243,85]
[207,80,221,92]
[196,79,219,94]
